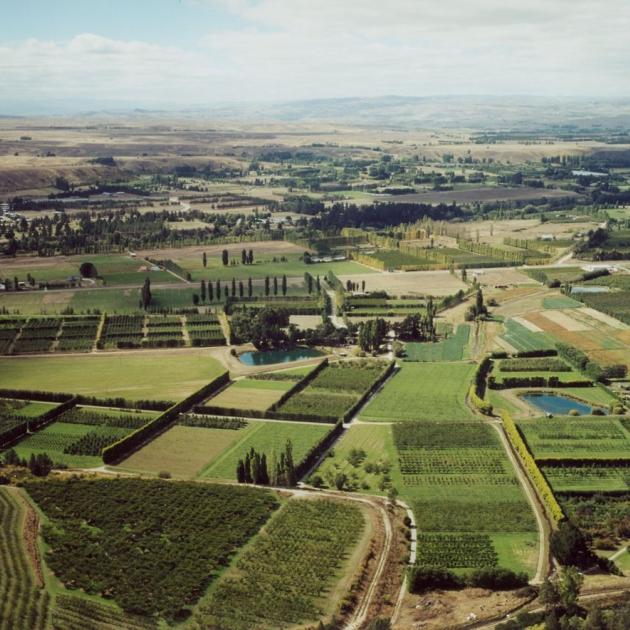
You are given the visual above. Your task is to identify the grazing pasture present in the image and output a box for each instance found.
[193,498,365,629]
[0,351,224,401]
[360,362,475,422]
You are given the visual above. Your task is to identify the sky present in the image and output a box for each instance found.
[1,0,630,114]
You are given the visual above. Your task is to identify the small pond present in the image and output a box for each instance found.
[522,392,604,416]
[238,346,323,366]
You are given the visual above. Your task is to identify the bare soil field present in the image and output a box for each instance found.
[339,270,466,297]
[472,268,536,287]
[395,586,533,629]
[442,218,599,245]
[289,315,324,329]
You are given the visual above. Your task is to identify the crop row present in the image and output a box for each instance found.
[415,533,498,568]
[0,489,50,630]
[402,474,518,487]
[393,421,497,450]
[192,499,363,628]
[58,407,152,429]
[63,428,131,456]
[51,595,156,630]
[398,450,507,475]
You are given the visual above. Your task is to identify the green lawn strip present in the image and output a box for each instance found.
[200,420,331,481]
[493,369,585,385]
[0,352,224,401]
[359,362,476,422]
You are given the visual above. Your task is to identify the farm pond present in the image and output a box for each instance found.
[522,392,605,416]
[238,346,323,366]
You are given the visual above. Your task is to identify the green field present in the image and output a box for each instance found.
[501,318,557,352]
[312,424,400,494]
[542,296,583,309]
[404,324,470,361]
[517,416,630,460]
[201,420,331,480]
[360,362,476,422]
[0,352,225,401]
[1,254,179,287]
[315,417,538,576]
[171,249,370,282]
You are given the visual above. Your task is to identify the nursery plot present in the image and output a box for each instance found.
[542,464,630,492]
[391,420,537,575]
[360,362,475,422]
[276,361,386,420]
[201,420,331,480]
[517,417,630,460]
[192,498,365,629]
[25,479,278,621]
[312,423,401,494]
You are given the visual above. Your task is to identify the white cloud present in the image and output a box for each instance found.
[1,1,630,112]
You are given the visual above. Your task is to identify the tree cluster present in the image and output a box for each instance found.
[236,440,297,487]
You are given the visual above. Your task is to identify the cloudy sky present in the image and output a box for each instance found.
[2,0,629,113]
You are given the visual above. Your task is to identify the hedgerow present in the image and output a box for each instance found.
[501,411,564,526]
